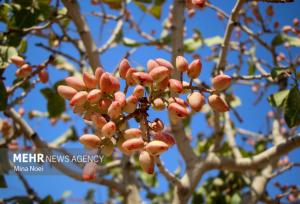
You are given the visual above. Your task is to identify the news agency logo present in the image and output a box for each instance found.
[13,153,44,163]
[12,153,104,163]
[1,149,106,175]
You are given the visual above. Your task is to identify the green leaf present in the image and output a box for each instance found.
[284,86,300,128]
[6,32,24,47]
[85,189,95,203]
[0,175,7,188]
[272,34,287,47]
[0,3,11,23]
[122,37,142,47]
[50,126,78,146]
[13,78,30,91]
[184,38,203,53]
[59,17,70,28]
[134,1,147,13]
[12,198,32,204]
[272,34,300,47]
[53,80,66,91]
[212,178,224,186]
[0,45,18,69]
[231,193,241,204]
[0,80,7,111]
[192,191,204,204]
[102,0,122,9]
[18,39,28,53]
[11,0,51,30]
[40,195,54,204]
[228,95,241,108]
[268,89,290,108]
[149,0,166,19]
[41,88,66,118]
[204,36,223,46]
[149,5,161,19]
[247,60,256,76]
[184,36,223,52]
[134,0,165,19]
[53,55,76,74]
[197,137,214,154]
[183,115,192,127]
[255,140,266,153]
[271,67,288,80]
[157,34,172,45]
[140,171,157,187]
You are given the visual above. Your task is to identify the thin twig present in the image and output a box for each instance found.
[269,163,300,179]
[98,2,125,54]
[62,0,101,70]
[13,163,41,202]
[155,157,183,188]
[36,43,81,65]
[216,0,245,73]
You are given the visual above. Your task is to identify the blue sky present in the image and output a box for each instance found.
[1,0,300,203]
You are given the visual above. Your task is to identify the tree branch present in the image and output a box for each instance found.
[241,120,284,204]
[206,134,300,171]
[4,108,126,195]
[36,43,82,65]
[98,2,125,54]
[62,0,100,71]
[224,112,242,158]
[216,0,245,73]
[155,156,183,188]
[13,163,41,202]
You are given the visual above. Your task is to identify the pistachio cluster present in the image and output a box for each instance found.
[11,56,49,83]
[57,56,232,175]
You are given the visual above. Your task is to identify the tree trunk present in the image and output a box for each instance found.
[122,157,141,204]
